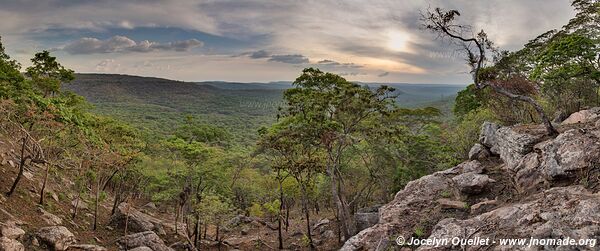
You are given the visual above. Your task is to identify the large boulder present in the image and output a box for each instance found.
[468,143,490,160]
[354,212,379,232]
[420,186,600,250]
[109,203,166,235]
[510,128,600,193]
[489,126,546,169]
[0,221,25,240]
[537,129,600,180]
[341,166,469,250]
[0,236,24,251]
[562,107,600,125]
[35,226,76,251]
[479,122,500,148]
[342,116,600,250]
[38,207,63,225]
[452,173,495,194]
[116,231,173,251]
[66,244,107,251]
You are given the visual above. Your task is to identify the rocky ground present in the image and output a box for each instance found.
[342,108,600,251]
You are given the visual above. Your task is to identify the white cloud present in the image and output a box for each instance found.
[0,0,576,83]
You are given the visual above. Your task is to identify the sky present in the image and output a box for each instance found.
[0,0,575,84]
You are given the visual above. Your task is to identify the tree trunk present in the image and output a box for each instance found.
[215,224,220,242]
[194,213,200,248]
[278,177,284,250]
[7,136,29,197]
[93,178,100,230]
[328,165,356,240]
[175,205,180,235]
[301,185,315,250]
[285,204,290,232]
[39,164,50,205]
[72,191,81,220]
[111,183,122,215]
[486,84,559,136]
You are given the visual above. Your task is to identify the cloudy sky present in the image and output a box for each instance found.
[0,0,575,84]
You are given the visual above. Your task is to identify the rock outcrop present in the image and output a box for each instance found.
[116,231,173,251]
[35,226,76,251]
[109,203,166,235]
[421,186,600,251]
[0,236,24,251]
[0,221,25,240]
[342,108,600,251]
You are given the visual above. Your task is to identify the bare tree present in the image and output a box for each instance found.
[422,7,558,135]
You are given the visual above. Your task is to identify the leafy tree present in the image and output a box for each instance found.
[453,84,484,118]
[26,51,74,98]
[273,68,397,239]
[258,116,326,249]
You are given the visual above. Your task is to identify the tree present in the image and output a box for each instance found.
[26,51,74,98]
[422,7,559,135]
[258,117,326,249]
[276,68,397,239]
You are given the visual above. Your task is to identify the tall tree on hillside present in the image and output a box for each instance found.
[422,8,559,135]
[26,51,74,98]
[276,68,397,239]
[258,117,326,249]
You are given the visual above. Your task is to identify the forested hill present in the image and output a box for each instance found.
[65,74,285,145]
[65,73,462,145]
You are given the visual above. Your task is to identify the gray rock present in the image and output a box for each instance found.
[142,202,157,210]
[35,226,76,251]
[0,222,25,240]
[468,143,490,160]
[66,244,107,251]
[437,199,467,210]
[439,160,483,175]
[116,231,173,251]
[562,107,600,125]
[222,236,260,247]
[38,207,63,225]
[0,236,24,251]
[537,129,600,180]
[420,186,600,251]
[479,121,500,148]
[355,212,378,232]
[341,172,455,251]
[109,203,166,235]
[452,173,495,194]
[492,126,545,169]
[129,247,153,251]
[226,215,253,228]
[322,230,336,239]
[470,200,497,215]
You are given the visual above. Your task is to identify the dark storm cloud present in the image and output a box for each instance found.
[316,59,363,68]
[249,50,270,59]
[63,36,203,54]
[268,54,309,64]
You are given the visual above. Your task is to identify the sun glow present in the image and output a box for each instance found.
[386,31,410,52]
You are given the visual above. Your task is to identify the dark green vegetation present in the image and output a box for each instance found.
[0,1,597,250]
[65,74,462,146]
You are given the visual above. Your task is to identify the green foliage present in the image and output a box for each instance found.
[26,51,75,97]
[248,202,264,218]
[197,194,235,225]
[413,226,425,238]
[449,108,497,159]
[453,84,484,117]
